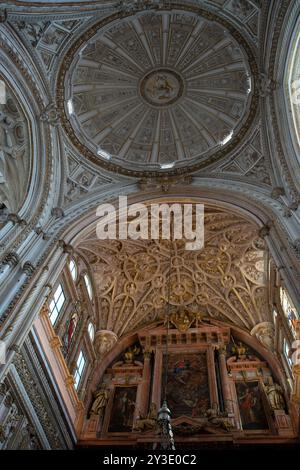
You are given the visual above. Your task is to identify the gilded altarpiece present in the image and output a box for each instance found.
[84,318,296,446]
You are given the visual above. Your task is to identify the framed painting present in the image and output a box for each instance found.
[108,386,137,432]
[162,352,210,418]
[236,381,269,430]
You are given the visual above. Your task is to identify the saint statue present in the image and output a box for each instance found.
[265,381,285,410]
[89,387,109,419]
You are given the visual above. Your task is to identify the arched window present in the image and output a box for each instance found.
[84,273,93,300]
[88,322,95,342]
[49,284,66,325]
[69,258,77,281]
[280,287,298,336]
[74,350,86,390]
[283,338,293,369]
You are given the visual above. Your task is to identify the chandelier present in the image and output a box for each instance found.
[154,241,175,450]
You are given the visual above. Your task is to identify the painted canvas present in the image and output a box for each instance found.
[108,386,137,432]
[163,352,210,418]
[236,381,269,430]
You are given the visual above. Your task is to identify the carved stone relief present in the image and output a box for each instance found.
[0,87,31,213]
[212,127,271,185]
[77,207,270,337]
[14,19,83,73]
[0,380,41,450]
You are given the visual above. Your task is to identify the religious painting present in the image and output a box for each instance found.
[108,386,137,433]
[162,352,210,419]
[236,381,269,430]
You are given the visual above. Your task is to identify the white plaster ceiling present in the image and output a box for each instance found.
[64,8,253,173]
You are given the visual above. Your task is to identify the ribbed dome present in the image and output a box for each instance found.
[62,8,255,174]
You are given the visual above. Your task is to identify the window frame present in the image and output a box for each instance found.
[87,322,95,342]
[69,258,77,281]
[49,283,66,326]
[283,337,293,369]
[84,273,93,300]
[74,350,86,390]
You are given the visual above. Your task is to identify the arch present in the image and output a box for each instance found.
[49,188,300,313]
[273,0,300,194]
[0,34,52,225]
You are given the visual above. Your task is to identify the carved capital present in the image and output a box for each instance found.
[49,336,61,350]
[258,224,270,238]
[39,304,49,318]
[217,344,227,355]
[271,187,285,199]
[22,261,35,276]
[7,213,27,226]
[58,240,74,254]
[1,251,20,267]
[65,375,75,388]
[143,349,152,360]
[51,207,64,219]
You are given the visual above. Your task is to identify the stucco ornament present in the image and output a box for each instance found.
[251,321,275,351]
[94,329,118,358]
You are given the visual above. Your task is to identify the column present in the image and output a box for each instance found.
[151,348,162,410]
[136,350,152,417]
[207,345,219,409]
[218,344,234,414]
[291,320,300,402]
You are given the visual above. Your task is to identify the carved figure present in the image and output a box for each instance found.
[124,345,140,364]
[265,382,285,410]
[89,387,109,418]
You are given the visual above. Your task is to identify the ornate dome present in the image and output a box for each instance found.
[59,6,257,175]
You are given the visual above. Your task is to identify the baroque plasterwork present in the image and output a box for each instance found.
[77,207,270,337]
[57,3,259,177]
[210,124,271,185]
[266,0,300,205]
[11,16,94,82]
[0,86,31,213]
[65,9,252,170]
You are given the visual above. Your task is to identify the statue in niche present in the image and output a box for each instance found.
[0,100,28,212]
[89,386,109,420]
[231,341,248,361]
[265,379,285,411]
[0,110,17,184]
[133,403,157,432]
[124,345,140,364]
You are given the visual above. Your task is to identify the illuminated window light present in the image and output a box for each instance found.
[67,99,74,115]
[160,162,175,169]
[221,131,233,146]
[97,148,111,160]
